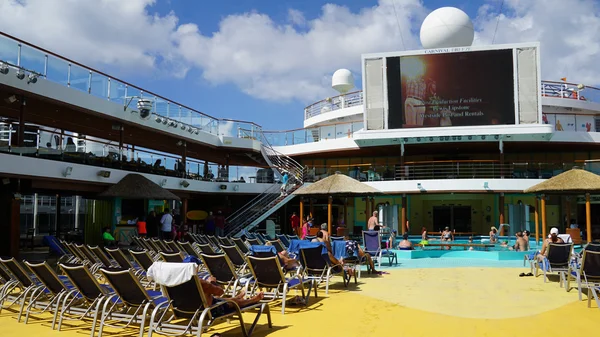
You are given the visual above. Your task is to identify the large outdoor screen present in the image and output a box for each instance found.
[386,49,515,129]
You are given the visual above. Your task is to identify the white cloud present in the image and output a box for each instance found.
[473,0,600,84]
[1,0,600,104]
[0,0,186,77]
[173,0,427,102]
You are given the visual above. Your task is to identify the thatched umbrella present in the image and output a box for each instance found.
[98,173,180,201]
[294,173,381,233]
[524,168,600,243]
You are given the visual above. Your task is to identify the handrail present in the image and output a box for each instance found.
[225,184,279,223]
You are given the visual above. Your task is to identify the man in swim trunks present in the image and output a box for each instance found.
[513,232,529,251]
[367,211,380,230]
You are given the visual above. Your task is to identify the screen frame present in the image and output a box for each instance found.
[361,42,541,131]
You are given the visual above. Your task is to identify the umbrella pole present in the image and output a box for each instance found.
[586,193,592,243]
[541,194,547,239]
[299,198,304,237]
[328,196,332,234]
[534,197,540,247]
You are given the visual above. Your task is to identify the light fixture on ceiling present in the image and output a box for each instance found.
[159,179,167,187]
[176,140,183,146]
[0,62,9,75]
[16,70,25,80]
[156,117,162,123]
[194,129,200,135]
[483,182,489,190]
[162,119,168,125]
[27,74,38,84]
[180,180,190,188]
[181,124,187,130]
[63,166,73,177]
[4,95,17,104]
[97,170,111,178]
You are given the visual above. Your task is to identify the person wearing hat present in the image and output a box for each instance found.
[537,227,564,262]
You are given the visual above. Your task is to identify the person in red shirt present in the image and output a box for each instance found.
[137,217,147,237]
[214,210,225,237]
[290,212,300,236]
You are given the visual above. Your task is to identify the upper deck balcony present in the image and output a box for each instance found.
[0,32,262,150]
[303,81,600,124]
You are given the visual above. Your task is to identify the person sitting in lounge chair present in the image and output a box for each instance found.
[103,227,117,247]
[264,241,300,269]
[202,276,264,311]
[398,233,413,250]
[537,227,564,262]
[320,223,379,273]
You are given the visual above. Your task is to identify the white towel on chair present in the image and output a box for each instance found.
[147,262,198,287]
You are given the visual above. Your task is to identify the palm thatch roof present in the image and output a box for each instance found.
[294,173,381,196]
[98,174,180,201]
[523,168,600,194]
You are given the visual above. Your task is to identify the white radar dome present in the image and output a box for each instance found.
[420,7,474,49]
[332,69,354,94]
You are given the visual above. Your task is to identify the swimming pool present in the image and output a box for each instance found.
[389,236,542,261]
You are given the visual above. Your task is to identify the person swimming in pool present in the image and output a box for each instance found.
[398,233,413,250]
[489,226,499,243]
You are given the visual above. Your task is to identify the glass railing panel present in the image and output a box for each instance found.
[0,35,19,65]
[108,79,127,105]
[126,87,141,109]
[153,100,169,118]
[45,55,69,86]
[89,72,109,98]
[293,130,307,145]
[69,64,90,93]
[19,44,45,75]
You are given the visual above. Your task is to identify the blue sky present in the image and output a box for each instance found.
[1,0,598,133]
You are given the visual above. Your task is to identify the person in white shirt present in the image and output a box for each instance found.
[160,208,173,240]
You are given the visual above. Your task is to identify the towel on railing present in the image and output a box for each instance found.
[147,262,198,287]
[249,245,278,256]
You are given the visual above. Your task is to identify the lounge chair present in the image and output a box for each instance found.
[0,257,39,315]
[179,241,202,259]
[105,247,137,269]
[246,238,262,247]
[232,238,250,254]
[147,273,271,337]
[220,245,249,272]
[57,263,114,334]
[266,240,286,253]
[89,245,118,268]
[536,243,573,286]
[160,251,185,263]
[576,250,600,310]
[246,255,313,314]
[198,243,219,255]
[199,253,251,295]
[98,267,168,337]
[362,231,397,268]
[566,243,600,302]
[299,245,347,295]
[217,236,234,246]
[22,261,71,326]
[276,235,290,248]
[164,240,182,253]
[130,249,159,287]
[287,235,299,241]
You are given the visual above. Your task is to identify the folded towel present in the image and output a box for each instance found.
[147,262,198,287]
[288,240,326,256]
[249,245,278,256]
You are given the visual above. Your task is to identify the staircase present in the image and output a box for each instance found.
[225,130,306,236]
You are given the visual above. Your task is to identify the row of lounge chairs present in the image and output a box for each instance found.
[525,242,600,310]
[1,230,389,336]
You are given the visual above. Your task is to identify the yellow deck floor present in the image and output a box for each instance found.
[1,268,597,337]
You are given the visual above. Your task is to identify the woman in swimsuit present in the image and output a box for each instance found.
[489,226,498,243]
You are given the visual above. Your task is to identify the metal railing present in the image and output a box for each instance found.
[0,122,259,182]
[303,161,591,182]
[304,91,363,120]
[260,121,364,147]
[225,129,306,235]
[0,32,262,139]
